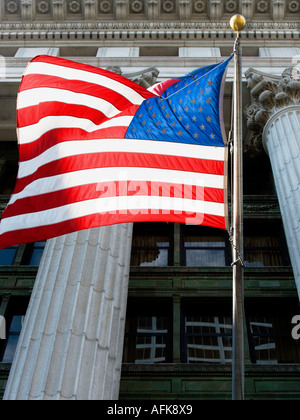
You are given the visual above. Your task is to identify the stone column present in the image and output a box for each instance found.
[3,224,133,400]
[245,66,300,298]
[263,106,300,296]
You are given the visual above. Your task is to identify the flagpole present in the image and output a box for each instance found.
[230,14,246,401]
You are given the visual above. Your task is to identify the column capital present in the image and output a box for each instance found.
[244,64,300,156]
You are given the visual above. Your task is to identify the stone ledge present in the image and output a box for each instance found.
[121,363,300,377]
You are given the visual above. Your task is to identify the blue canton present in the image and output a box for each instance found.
[125,56,232,148]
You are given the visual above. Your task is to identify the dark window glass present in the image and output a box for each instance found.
[244,222,290,267]
[28,242,46,266]
[123,300,172,364]
[0,242,46,267]
[0,246,18,266]
[0,297,29,363]
[246,299,300,364]
[130,223,173,267]
[182,226,231,267]
[1,315,23,363]
[182,299,232,364]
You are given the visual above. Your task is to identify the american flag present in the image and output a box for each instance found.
[0,55,232,249]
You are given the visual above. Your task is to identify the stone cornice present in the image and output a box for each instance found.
[121,363,300,378]
[0,20,299,32]
[0,21,299,43]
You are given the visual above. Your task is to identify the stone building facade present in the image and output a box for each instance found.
[0,0,300,400]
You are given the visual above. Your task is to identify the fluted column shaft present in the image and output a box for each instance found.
[3,223,133,400]
[263,105,300,297]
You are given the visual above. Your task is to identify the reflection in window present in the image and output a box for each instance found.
[0,297,29,363]
[135,316,168,363]
[0,242,46,266]
[29,242,46,266]
[248,315,300,364]
[185,315,232,364]
[123,301,172,364]
[246,299,300,365]
[0,246,18,266]
[249,318,278,364]
[244,236,284,267]
[1,315,23,363]
[182,226,231,267]
[130,223,172,267]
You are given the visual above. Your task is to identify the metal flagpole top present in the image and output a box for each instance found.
[230,14,247,35]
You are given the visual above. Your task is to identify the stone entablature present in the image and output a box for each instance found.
[0,21,299,43]
[1,0,300,23]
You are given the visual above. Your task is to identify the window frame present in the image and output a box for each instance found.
[130,223,174,267]
[244,221,291,268]
[245,298,300,365]
[180,225,232,267]
[123,299,173,364]
[0,242,46,267]
[0,296,29,363]
[181,299,233,364]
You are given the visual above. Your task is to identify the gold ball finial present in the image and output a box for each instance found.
[230,15,246,32]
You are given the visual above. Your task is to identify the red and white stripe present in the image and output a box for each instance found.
[0,56,227,249]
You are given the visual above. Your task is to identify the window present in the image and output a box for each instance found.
[246,299,300,364]
[244,222,290,267]
[130,223,173,267]
[0,297,29,363]
[123,300,172,364]
[0,246,18,266]
[182,300,232,364]
[1,315,23,363]
[0,242,46,266]
[182,226,231,267]
[248,317,279,364]
[130,221,290,268]
[123,298,300,367]
[27,242,46,266]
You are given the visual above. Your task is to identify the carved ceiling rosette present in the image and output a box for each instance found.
[162,0,176,13]
[5,0,19,14]
[130,0,144,14]
[68,0,82,14]
[193,0,206,13]
[36,0,50,14]
[99,0,112,14]
[244,64,300,156]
